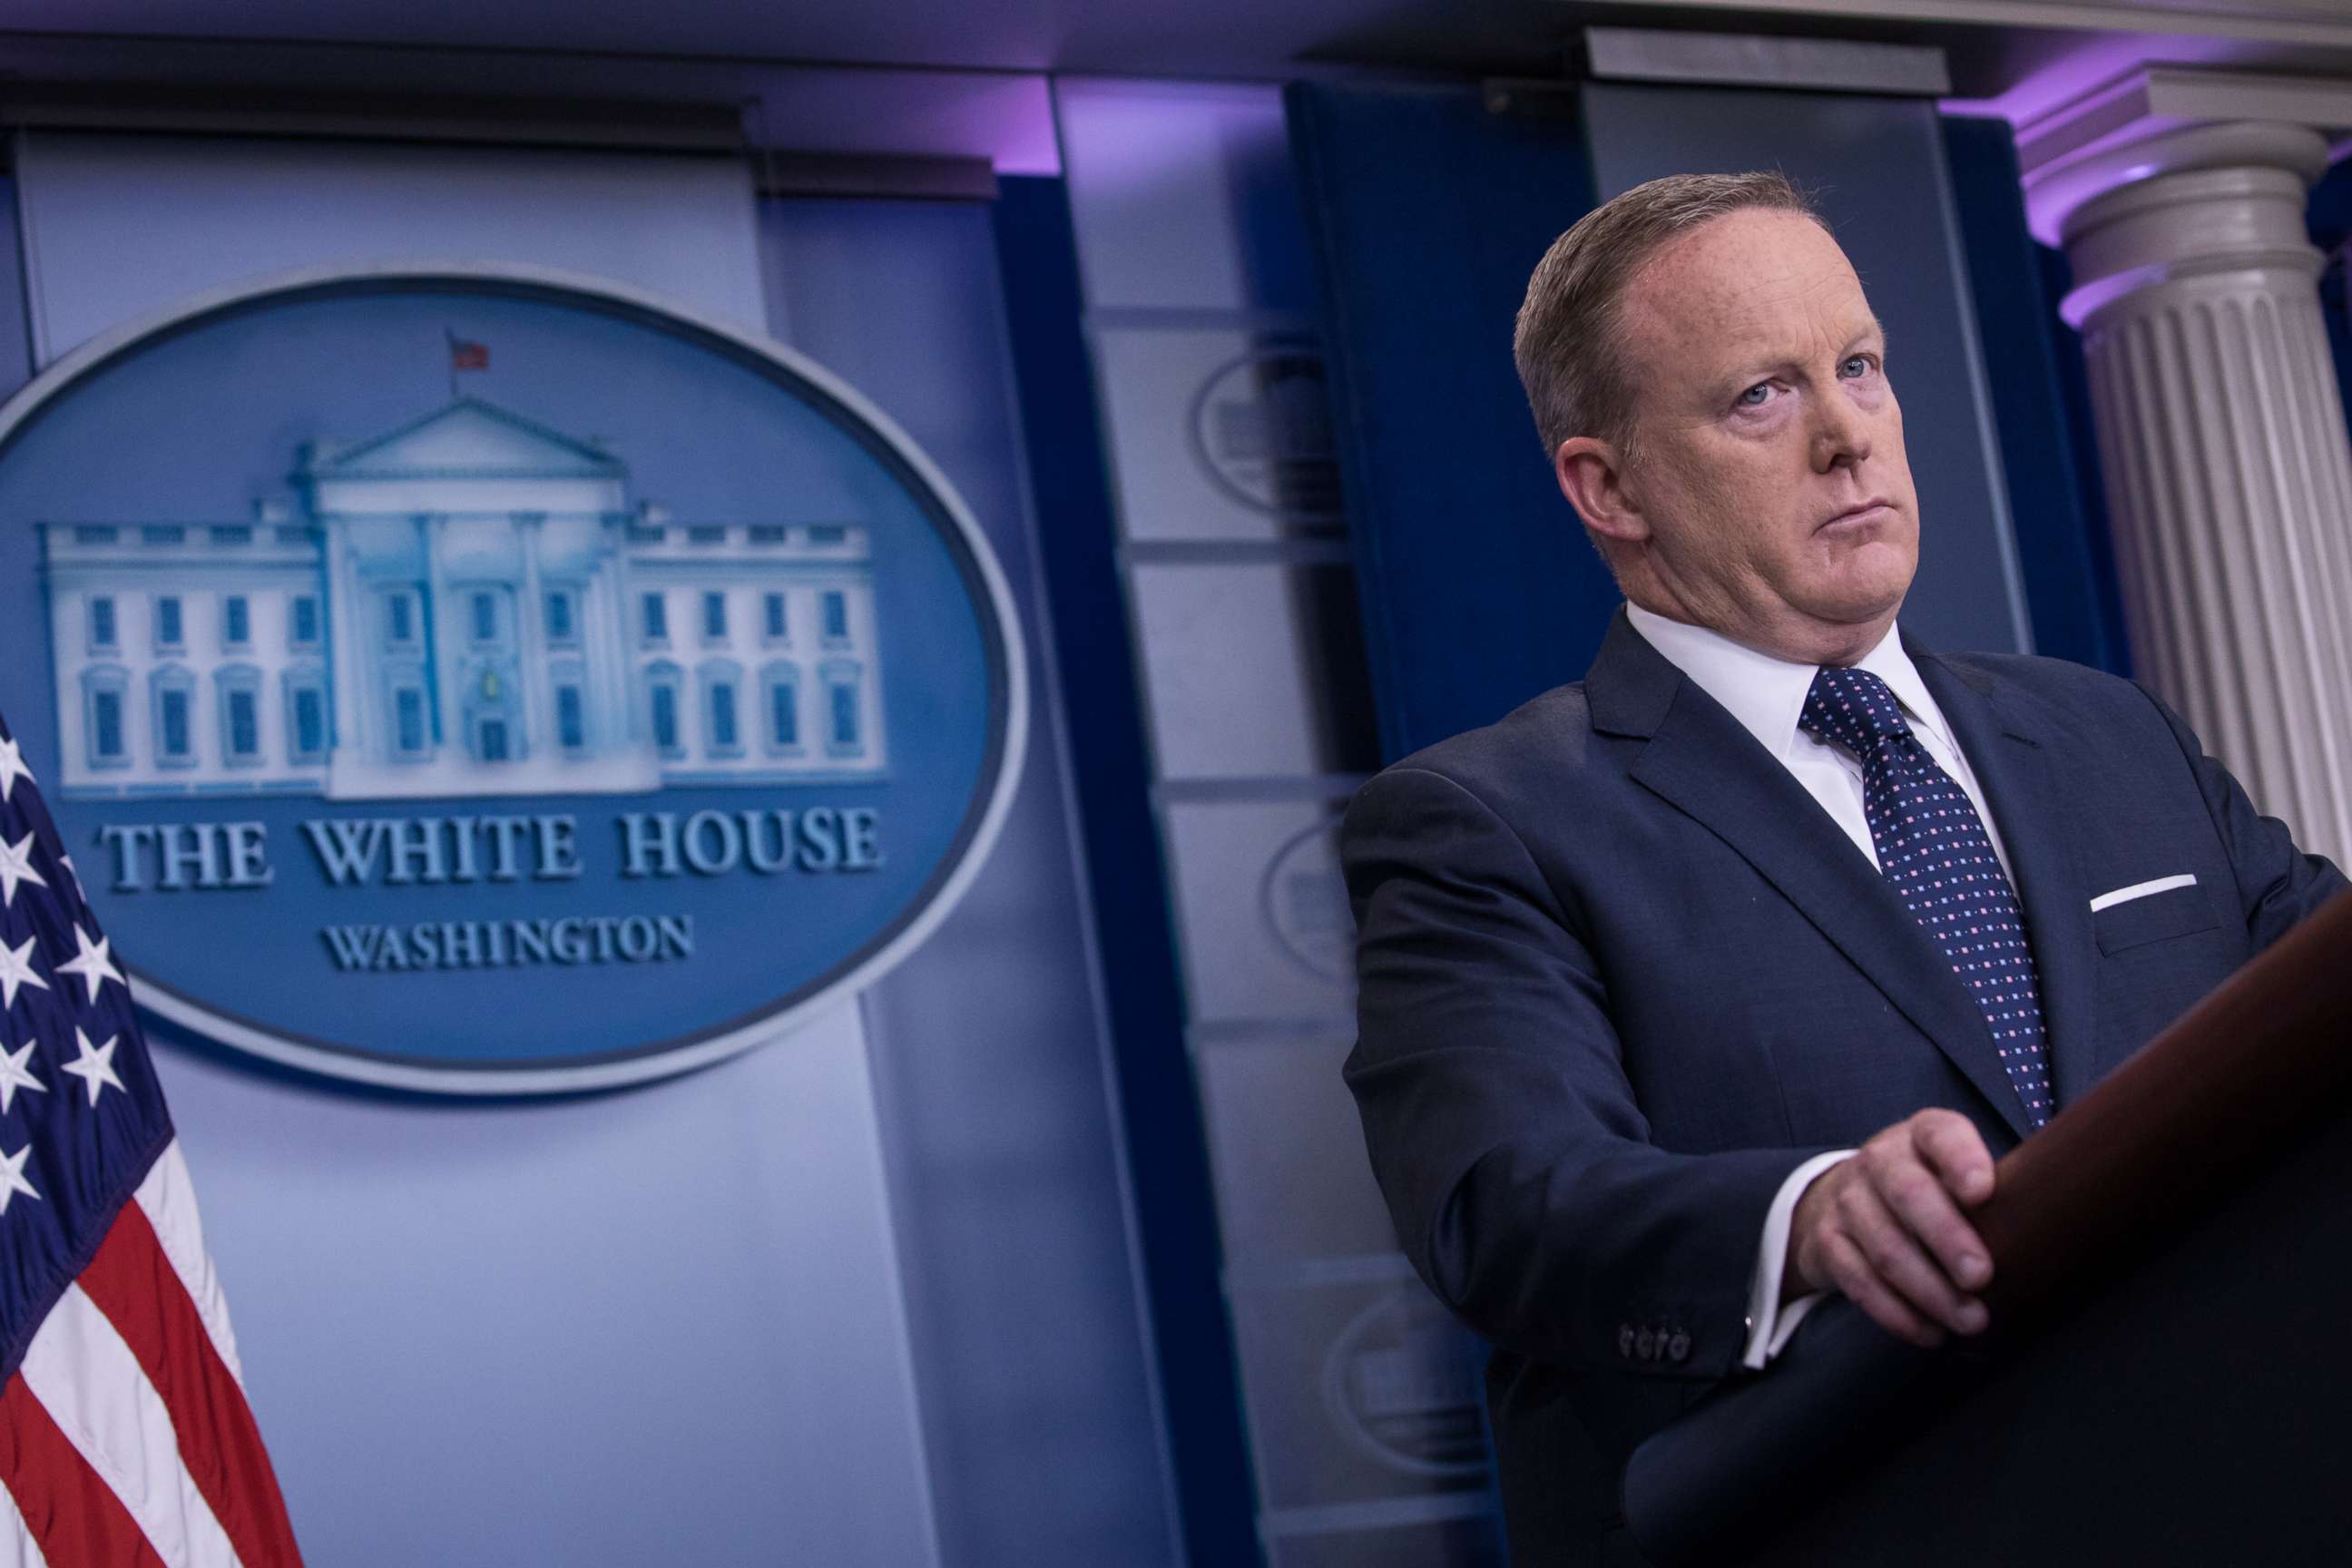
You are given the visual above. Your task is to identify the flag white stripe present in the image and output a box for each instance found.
[130,1141,244,1386]
[0,1475,54,1568]
[15,1284,246,1568]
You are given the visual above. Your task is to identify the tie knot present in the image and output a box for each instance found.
[1800,665,1915,760]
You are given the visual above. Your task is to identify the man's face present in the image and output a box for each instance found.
[1608,208,1918,656]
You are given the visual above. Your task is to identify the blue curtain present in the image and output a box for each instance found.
[1287,83,1610,762]
[1289,85,2132,767]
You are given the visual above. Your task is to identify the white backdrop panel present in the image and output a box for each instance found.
[14,131,772,360]
[9,129,937,1568]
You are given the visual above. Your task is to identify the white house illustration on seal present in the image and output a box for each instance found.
[39,397,887,799]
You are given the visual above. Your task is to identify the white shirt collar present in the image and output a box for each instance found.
[1622,603,1950,762]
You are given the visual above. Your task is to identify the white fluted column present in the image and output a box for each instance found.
[2024,86,2352,863]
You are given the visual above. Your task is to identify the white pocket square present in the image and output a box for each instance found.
[2088,873,2197,913]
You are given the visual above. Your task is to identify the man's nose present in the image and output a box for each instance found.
[1809,389,1873,473]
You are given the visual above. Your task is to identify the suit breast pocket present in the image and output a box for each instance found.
[2092,887,2222,954]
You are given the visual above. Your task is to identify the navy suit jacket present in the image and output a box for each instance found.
[1341,609,2345,1565]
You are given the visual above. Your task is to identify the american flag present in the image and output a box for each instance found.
[0,715,302,1566]
[446,334,489,373]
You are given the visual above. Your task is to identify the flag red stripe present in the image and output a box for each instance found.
[0,1373,170,1568]
[79,1201,302,1568]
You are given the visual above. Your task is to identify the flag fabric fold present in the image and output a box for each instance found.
[0,716,301,1567]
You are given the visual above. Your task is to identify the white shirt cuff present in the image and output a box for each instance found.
[1743,1150,1857,1370]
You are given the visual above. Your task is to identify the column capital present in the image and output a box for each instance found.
[2015,66,2352,248]
[2023,66,2352,865]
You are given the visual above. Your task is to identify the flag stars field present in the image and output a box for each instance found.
[61,1028,124,1107]
[0,736,30,804]
[54,924,123,1004]
[0,1038,44,1114]
[0,1140,36,1216]
[0,934,47,1010]
[0,833,44,909]
[0,712,307,1563]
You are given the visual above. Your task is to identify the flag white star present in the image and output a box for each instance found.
[0,936,48,1011]
[54,925,122,1004]
[0,1141,37,1216]
[0,1038,44,1115]
[0,832,47,909]
[61,1027,122,1106]
[0,736,31,805]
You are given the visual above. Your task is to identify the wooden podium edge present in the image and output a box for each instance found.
[1975,887,2352,1325]
[1622,887,2352,1564]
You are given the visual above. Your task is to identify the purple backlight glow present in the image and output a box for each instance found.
[1939,30,2265,132]
[748,68,1060,177]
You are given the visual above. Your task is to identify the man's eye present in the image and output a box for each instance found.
[1737,384,1771,407]
[1840,355,1874,377]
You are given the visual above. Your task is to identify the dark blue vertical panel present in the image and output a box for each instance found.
[0,178,34,398]
[1941,114,2131,675]
[991,175,1264,1568]
[2029,241,2130,678]
[1287,83,1610,763]
[0,180,36,667]
[1582,83,2030,662]
[759,194,1190,1568]
[2308,154,2352,450]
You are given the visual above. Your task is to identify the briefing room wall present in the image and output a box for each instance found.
[0,126,1172,1567]
[753,192,1181,1568]
[1937,113,2131,679]
[2311,155,2352,451]
[1052,78,1510,1567]
[0,183,30,392]
[1579,83,2035,661]
[0,132,938,1568]
[1288,79,2101,774]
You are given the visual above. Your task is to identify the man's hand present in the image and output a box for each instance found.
[1785,1110,1996,1348]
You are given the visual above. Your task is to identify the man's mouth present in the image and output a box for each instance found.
[1818,499,1895,532]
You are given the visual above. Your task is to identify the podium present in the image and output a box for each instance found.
[1622,891,2352,1566]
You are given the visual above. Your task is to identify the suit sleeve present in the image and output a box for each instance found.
[1342,763,1832,1382]
[2136,682,2349,946]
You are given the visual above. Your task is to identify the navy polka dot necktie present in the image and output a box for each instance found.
[1799,665,2053,1129]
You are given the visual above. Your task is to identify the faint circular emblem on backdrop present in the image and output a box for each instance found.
[1259,814,1353,984]
[1321,1283,1492,1478]
[0,264,1025,1093]
[1188,344,1344,521]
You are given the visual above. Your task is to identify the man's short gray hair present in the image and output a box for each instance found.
[1513,171,1824,461]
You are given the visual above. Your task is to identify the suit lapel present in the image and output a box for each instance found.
[1912,647,2103,1113]
[1587,612,2034,1141]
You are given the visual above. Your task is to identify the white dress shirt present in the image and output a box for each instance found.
[1622,604,2016,1367]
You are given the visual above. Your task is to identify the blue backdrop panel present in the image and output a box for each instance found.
[2307,154,2352,451]
[1581,83,2034,667]
[992,173,1261,1568]
[1286,83,1610,763]
[0,181,31,388]
[1940,114,2131,675]
[1290,82,2070,763]
[761,193,1185,1568]
[3,140,945,1568]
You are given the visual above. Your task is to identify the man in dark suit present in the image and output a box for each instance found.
[1341,170,2345,1564]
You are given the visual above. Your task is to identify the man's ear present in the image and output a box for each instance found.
[1553,436,1648,548]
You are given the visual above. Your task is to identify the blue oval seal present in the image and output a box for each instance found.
[0,265,1026,1093]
